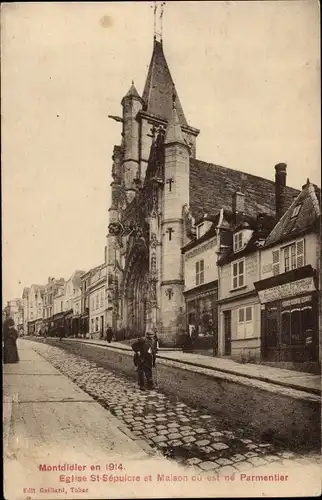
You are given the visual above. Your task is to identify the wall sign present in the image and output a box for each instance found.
[257,277,316,304]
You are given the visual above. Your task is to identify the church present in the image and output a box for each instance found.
[106,30,297,347]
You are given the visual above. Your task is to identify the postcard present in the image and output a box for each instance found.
[2,1,321,498]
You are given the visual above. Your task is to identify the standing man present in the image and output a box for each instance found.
[106,324,113,343]
[132,332,157,390]
[208,318,218,356]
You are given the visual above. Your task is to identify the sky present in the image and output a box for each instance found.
[2,1,320,303]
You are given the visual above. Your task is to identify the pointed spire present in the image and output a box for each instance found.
[123,81,141,100]
[142,38,188,125]
[164,92,186,145]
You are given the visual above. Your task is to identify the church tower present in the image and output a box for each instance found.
[106,9,199,344]
[160,97,191,344]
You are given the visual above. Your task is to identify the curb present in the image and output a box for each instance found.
[29,336,320,397]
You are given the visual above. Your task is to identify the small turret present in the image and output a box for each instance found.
[164,94,186,146]
[121,81,143,204]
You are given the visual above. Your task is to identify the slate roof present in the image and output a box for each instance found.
[189,158,299,222]
[217,212,276,265]
[142,40,187,126]
[264,181,321,247]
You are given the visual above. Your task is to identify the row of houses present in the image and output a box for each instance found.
[183,174,321,364]
[7,264,108,340]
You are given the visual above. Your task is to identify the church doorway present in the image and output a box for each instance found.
[126,252,149,337]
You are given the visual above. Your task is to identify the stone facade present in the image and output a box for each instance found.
[5,298,24,333]
[88,264,106,339]
[27,284,45,334]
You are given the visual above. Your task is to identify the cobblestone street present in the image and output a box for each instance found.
[33,342,320,475]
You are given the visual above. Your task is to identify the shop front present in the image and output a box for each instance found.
[72,315,81,337]
[80,310,89,337]
[28,320,36,336]
[184,280,218,354]
[52,311,65,336]
[35,319,44,336]
[64,309,73,337]
[255,265,319,362]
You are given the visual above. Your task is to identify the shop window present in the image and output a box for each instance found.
[281,300,291,345]
[283,239,305,272]
[266,303,278,348]
[237,306,253,338]
[281,295,313,346]
[91,319,94,333]
[233,231,243,252]
[196,260,204,286]
[232,259,245,289]
[95,317,99,332]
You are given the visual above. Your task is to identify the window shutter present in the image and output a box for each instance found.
[245,321,253,338]
[272,249,280,276]
[296,239,305,268]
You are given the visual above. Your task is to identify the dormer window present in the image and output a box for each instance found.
[291,204,302,219]
[197,223,204,239]
[233,231,243,252]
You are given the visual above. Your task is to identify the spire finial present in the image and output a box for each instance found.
[153,1,166,43]
[132,80,134,85]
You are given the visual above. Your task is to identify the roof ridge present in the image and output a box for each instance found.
[190,157,300,192]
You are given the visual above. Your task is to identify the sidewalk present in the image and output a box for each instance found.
[6,339,321,499]
[42,337,320,395]
[3,340,197,500]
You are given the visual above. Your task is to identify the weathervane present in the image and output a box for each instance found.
[152,1,166,43]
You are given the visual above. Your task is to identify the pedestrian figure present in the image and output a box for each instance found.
[106,325,113,344]
[183,324,194,353]
[3,316,19,364]
[132,332,157,390]
[59,322,65,342]
[152,329,159,351]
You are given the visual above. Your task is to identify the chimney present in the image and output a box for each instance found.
[232,187,245,219]
[275,163,287,220]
